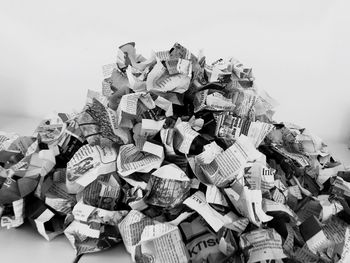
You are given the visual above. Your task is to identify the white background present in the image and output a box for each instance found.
[0,0,349,142]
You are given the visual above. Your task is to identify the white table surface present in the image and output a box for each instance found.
[0,115,349,263]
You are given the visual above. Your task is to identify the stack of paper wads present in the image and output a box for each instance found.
[1,42,350,263]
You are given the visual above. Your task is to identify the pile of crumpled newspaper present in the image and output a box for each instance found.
[1,42,350,263]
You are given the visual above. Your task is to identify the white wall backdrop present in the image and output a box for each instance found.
[0,0,349,142]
